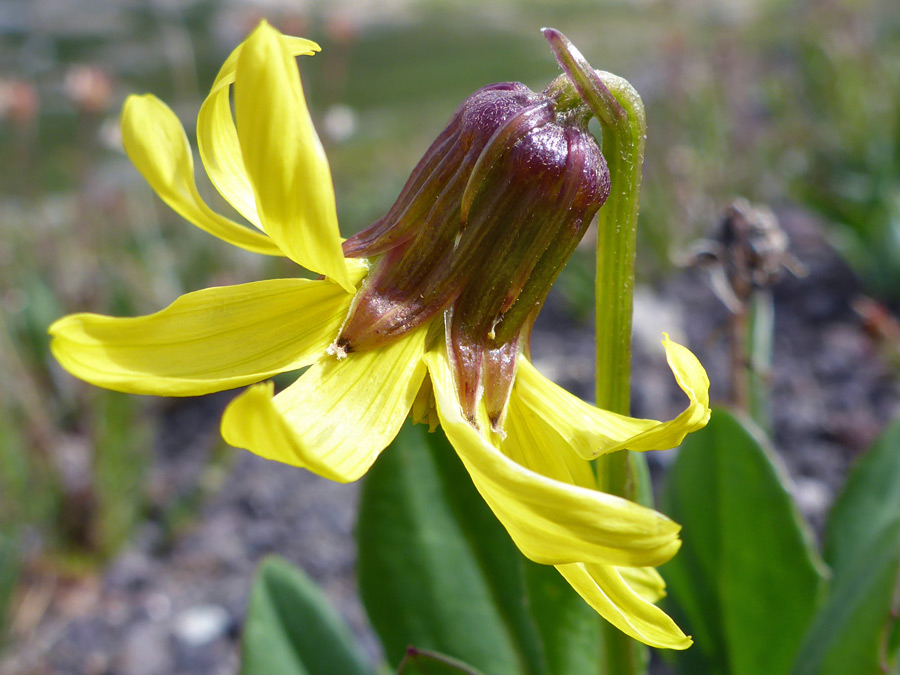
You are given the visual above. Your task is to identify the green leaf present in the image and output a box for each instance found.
[357,421,600,675]
[240,555,372,675]
[520,562,601,675]
[661,409,826,675]
[792,417,900,675]
[824,417,900,578]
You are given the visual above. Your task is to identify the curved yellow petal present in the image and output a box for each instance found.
[198,34,320,230]
[498,391,684,647]
[121,94,282,256]
[49,276,357,396]
[233,21,352,291]
[557,563,691,650]
[617,566,667,604]
[503,389,598,491]
[516,334,710,460]
[221,324,428,483]
[501,398,680,596]
[424,343,682,568]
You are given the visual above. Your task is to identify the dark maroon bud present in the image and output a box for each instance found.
[334,73,611,427]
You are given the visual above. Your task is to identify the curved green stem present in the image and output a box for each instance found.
[544,29,649,675]
[593,67,649,675]
[591,71,645,419]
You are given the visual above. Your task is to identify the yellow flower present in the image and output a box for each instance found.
[49,21,710,649]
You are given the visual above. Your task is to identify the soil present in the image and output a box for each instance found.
[3,206,898,674]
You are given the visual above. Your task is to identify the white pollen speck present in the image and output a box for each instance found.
[326,342,348,360]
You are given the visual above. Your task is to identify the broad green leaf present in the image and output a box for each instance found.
[824,417,900,577]
[240,555,372,675]
[357,421,600,675]
[792,417,900,674]
[792,522,900,675]
[520,563,601,674]
[661,409,825,675]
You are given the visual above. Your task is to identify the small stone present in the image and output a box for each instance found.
[792,477,832,521]
[172,605,231,647]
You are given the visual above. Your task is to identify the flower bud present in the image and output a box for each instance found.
[336,78,611,428]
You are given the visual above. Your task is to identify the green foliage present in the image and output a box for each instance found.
[824,416,900,580]
[792,417,900,674]
[357,421,600,675]
[663,410,900,675]
[92,392,150,557]
[241,556,373,675]
[773,0,900,298]
[661,409,826,675]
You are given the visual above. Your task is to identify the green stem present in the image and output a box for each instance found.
[746,289,774,432]
[591,71,645,419]
[541,31,645,418]
[544,30,648,675]
[593,69,649,675]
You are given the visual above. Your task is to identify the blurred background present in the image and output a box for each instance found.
[1,0,899,672]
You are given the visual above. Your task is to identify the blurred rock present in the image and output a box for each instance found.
[172,605,231,648]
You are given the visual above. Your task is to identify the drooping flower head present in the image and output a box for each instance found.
[49,21,710,649]
[338,80,610,432]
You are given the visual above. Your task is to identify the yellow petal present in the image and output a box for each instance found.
[121,94,282,256]
[502,388,598,491]
[557,563,692,650]
[424,342,682,568]
[617,566,667,604]
[233,21,352,291]
[516,334,710,460]
[198,34,320,230]
[221,324,428,483]
[49,276,358,396]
